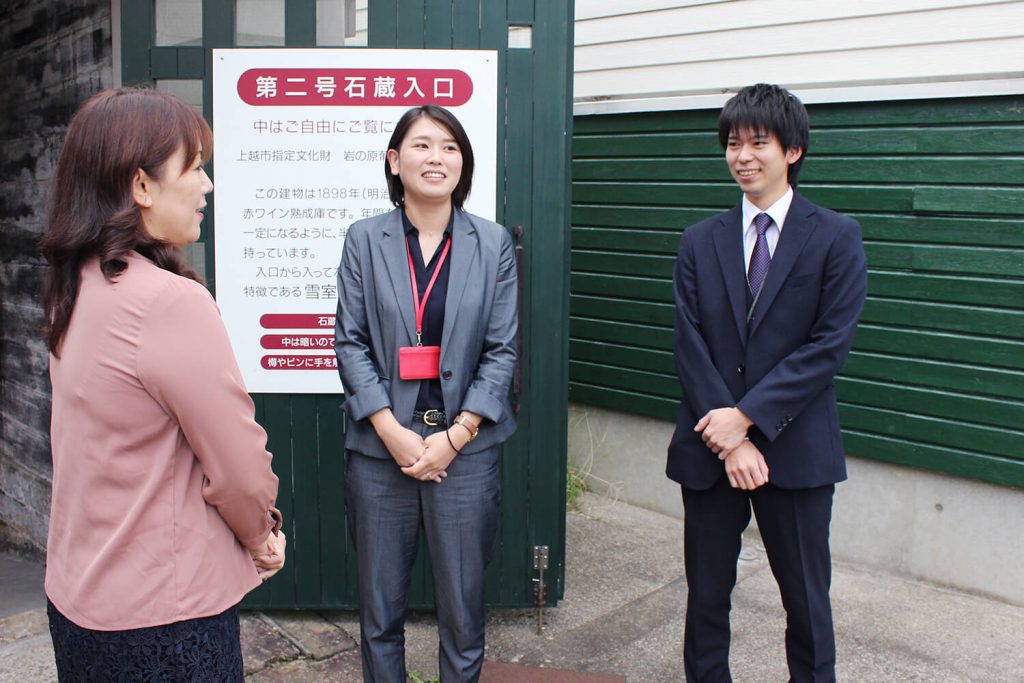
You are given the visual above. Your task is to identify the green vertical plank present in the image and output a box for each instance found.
[489,440,528,604]
[317,396,352,605]
[451,0,480,49]
[529,0,572,603]
[480,0,507,226]
[368,0,398,47]
[358,0,409,601]
[507,0,534,24]
[424,0,453,49]
[264,397,298,606]
[120,0,153,85]
[285,0,317,46]
[202,0,235,297]
[244,395,272,604]
[478,3,506,56]
[396,0,426,48]
[291,396,321,606]
[243,396,298,607]
[493,48,533,605]
[479,0,512,604]
[479,0,512,602]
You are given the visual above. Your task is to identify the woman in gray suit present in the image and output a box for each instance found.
[334,105,518,683]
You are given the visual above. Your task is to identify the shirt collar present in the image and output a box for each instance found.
[742,186,794,234]
[402,207,455,237]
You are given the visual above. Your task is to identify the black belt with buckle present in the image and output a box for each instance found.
[412,409,447,427]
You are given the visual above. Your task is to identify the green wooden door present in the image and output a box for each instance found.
[121,0,572,608]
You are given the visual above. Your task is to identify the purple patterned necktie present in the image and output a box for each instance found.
[748,212,773,297]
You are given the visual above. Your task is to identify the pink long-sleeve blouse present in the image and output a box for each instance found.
[45,252,281,630]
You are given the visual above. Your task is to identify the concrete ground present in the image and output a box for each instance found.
[2,491,1023,682]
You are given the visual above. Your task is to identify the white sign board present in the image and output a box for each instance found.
[213,48,497,393]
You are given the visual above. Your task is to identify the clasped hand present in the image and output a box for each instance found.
[249,529,286,581]
[694,407,753,454]
[400,431,459,482]
[720,440,769,490]
[380,423,456,483]
[695,407,768,490]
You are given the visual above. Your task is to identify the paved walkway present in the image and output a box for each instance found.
[2,492,1023,682]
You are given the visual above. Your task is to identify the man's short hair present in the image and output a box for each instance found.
[718,83,810,186]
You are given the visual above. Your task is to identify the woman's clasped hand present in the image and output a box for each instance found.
[250,530,287,581]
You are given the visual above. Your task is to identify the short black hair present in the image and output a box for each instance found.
[718,83,809,186]
[384,105,475,209]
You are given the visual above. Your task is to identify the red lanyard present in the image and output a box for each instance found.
[406,235,451,346]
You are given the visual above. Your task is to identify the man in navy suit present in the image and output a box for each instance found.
[668,84,868,682]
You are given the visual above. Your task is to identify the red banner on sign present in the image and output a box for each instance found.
[261,355,338,370]
[261,334,334,350]
[259,314,335,329]
[237,69,473,106]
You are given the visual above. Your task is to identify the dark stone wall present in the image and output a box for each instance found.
[0,0,112,553]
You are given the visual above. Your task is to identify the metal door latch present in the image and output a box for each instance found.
[532,545,549,634]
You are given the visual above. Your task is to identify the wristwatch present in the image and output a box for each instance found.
[453,414,479,441]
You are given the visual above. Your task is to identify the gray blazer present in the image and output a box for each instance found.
[334,207,518,458]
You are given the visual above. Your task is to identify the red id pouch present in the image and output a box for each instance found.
[399,345,441,380]
[401,235,450,381]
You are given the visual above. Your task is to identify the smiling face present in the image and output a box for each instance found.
[726,128,802,210]
[136,144,213,247]
[387,115,463,210]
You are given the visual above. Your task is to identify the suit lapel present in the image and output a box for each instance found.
[747,193,818,337]
[377,209,417,345]
[440,210,478,364]
[711,205,748,344]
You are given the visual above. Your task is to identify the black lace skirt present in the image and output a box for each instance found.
[47,600,244,682]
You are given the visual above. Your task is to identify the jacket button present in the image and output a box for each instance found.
[442,370,452,380]
[737,365,745,374]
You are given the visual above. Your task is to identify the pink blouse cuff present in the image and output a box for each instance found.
[269,507,283,535]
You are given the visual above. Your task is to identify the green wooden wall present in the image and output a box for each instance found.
[122,0,573,609]
[571,95,1024,488]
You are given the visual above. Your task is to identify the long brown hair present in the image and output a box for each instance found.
[41,87,213,356]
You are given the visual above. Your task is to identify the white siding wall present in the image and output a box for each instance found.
[575,0,1024,113]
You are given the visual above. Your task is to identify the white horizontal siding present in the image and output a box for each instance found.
[574,0,1024,112]
[576,4,1022,72]
[577,36,1024,97]
[575,0,724,22]
[575,0,1000,45]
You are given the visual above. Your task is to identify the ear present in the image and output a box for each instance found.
[386,149,400,175]
[132,169,154,208]
[786,147,804,165]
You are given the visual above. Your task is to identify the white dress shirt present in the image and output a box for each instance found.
[742,187,794,271]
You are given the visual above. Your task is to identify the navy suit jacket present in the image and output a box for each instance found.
[667,192,868,491]
[334,208,518,459]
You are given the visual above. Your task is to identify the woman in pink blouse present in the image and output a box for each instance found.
[40,88,285,681]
